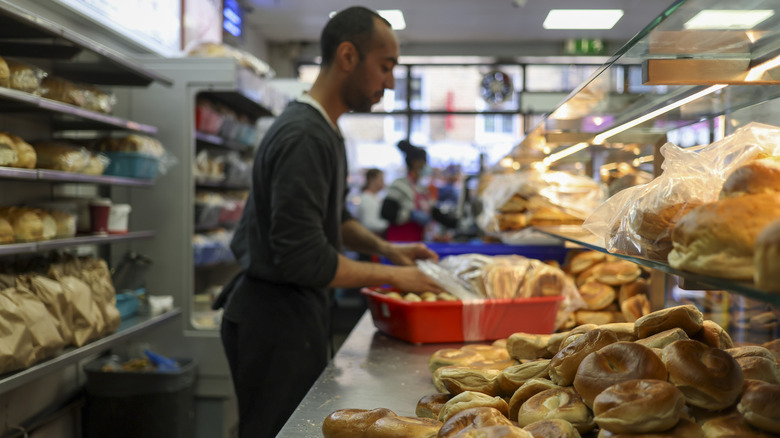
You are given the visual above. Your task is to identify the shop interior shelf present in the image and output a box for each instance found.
[0,308,181,395]
[0,87,158,135]
[0,167,155,187]
[0,231,155,256]
[534,226,780,307]
[200,90,274,120]
[0,0,172,87]
[196,181,250,191]
[195,131,253,153]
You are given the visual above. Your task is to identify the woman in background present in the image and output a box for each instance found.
[356,168,388,236]
[382,140,456,241]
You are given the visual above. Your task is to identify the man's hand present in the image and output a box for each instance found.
[391,266,446,294]
[383,242,438,266]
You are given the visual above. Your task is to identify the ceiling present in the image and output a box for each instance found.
[243,0,677,51]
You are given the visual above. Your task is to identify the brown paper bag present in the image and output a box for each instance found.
[58,276,102,347]
[0,288,34,372]
[3,286,65,364]
[80,258,120,335]
[19,274,75,347]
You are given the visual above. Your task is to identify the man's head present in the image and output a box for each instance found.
[320,6,399,112]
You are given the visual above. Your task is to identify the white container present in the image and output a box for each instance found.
[107,203,132,234]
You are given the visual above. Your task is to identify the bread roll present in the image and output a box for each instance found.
[618,278,647,306]
[0,207,43,242]
[416,393,452,420]
[0,56,9,88]
[438,366,502,396]
[527,206,583,227]
[549,329,618,386]
[579,281,616,310]
[692,320,734,349]
[499,194,528,213]
[762,339,780,360]
[0,140,16,167]
[498,212,527,231]
[574,310,614,326]
[522,419,580,438]
[720,158,780,198]
[506,333,552,361]
[593,261,641,286]
[636,328,689,350]
[669,193,780,280]
[569,251,605,275]
[515,387,594,434]
[593,379,685,434]
[0,217,13,244]
[737,380,780,434]
[322,408,396,438]
[597,322,637,342]
[736,356,780,384]
[365,416,441,438]
[620,294,650,323]
[437,391,508,423]
[0,133,36,169]
[573,342,669,408]
[6,59,43,93]
[497,360,551,396]
[634,304,703,339]
[726,345,776,361]
[438,407,514,438]
[701,411,774,438]
[662,339,744,410]
[755,219,780,292]
[632,202,702,260]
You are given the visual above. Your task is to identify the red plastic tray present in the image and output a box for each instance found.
[361,288,563,344]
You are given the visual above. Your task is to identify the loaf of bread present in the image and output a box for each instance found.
[720,157,780,198]
[668,193,780,280]
[5,59,44,93]
[0,56,9,88]
[0,132,36,169]
[41,76,85,107]
[755,219,780,292]
[32,142,90,172]
[631,202,702,260]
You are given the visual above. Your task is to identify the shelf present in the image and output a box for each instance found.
[0,231,155,256]
[200,91,274,120]
[533,226,780,306]
[0,0,172,87]
[0,87,158,134]
[0,308,181,395]
[195,131,253,153]
[196,181,250,191]
[0,167,154,187]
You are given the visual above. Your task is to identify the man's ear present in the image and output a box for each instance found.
[335,41,359,72]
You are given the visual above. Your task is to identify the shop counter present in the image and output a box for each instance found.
[277,312,453,437]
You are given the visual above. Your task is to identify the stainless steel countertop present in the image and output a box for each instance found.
[277,311,461,437]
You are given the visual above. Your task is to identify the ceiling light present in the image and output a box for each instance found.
[543,142,589,165]
[684,10,774,30]
[543,9,624,30]
[330,9,406,30]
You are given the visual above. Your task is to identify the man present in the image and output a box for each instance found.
[217,7,443,438]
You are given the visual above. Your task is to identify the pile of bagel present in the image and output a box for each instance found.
[322,304,780,437]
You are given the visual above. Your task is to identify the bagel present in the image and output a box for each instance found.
[692,320,734,349]
[438,391,509,423]
[662,339,744,410]
[506,333,552,361]
[549,328,619,386]
[322,408,396,438]
[598,418,703,438]
[507,378,560,421]
[579,281,616,310]
[522,418,580,438]
[438,366,502,396]
[593,379,685,434]
[574,342,669,408]
[737,380,780,434]
[430,348,486,373]
[416,393,453,420]
[365,416,441,438]
[515,387,595,434]
[634,304,704,338]
[437,407,513,438]
[635,327,689,350]
[497,359,551,396]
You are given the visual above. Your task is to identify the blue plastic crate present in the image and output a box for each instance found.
[383,241,570,264]
[116,288,144,320]
[103,152,159,179]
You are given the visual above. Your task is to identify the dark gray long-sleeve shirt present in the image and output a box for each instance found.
[223,99,351,322]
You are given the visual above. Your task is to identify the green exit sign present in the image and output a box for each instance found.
[564,38,607,55]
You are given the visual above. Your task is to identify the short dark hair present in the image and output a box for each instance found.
[320,6,390,67]
[397,140,427,170]
[362,168,383,191]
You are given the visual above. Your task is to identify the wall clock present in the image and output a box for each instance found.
[480,70,513,105]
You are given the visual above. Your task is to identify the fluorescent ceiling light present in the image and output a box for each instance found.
[329,9,406,30]
[543,142,589,165]
[543,9,624,30]
[684,10,774,30]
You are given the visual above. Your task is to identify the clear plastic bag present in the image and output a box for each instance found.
[583,122,780,260]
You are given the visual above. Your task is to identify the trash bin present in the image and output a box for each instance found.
[82,356,198,438]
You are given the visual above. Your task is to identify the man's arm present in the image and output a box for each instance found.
[341,217,389,256]
[328,253,443,293]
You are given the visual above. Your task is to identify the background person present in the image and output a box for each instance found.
[356,167,388,236]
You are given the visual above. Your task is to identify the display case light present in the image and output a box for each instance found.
[543,142,589,165]
[543,9,623,30]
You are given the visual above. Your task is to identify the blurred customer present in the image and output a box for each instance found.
[382,140,457,241]
[356,168,388,236]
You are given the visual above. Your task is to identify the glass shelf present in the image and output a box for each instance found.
[506,0,780,163]
[534,226,780,307]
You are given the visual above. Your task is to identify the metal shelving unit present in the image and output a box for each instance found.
[195,131,253,153]
[0,167,155,187]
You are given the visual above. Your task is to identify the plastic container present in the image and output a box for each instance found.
[361,288,563,344]
[108,203,132,234]
[83,356,197,438]
[115,288,144,320]
[102,152,159,179]
[425,242,570,264]
[89,198,112,234]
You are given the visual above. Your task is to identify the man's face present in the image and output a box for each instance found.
[344,19,399,113]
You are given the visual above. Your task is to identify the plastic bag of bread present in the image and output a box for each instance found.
[0,287,35,373]
[81,84,116,114]
[187,42,275,78]
[32,141,91,172]
[0,56,9,88]
[0,132,36,169]
[0,206,44,242]
[40,76,85,107]
[94,134,165,159]
[477,170,607,239]
[584,122,780,261]
[5,59,46,93]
